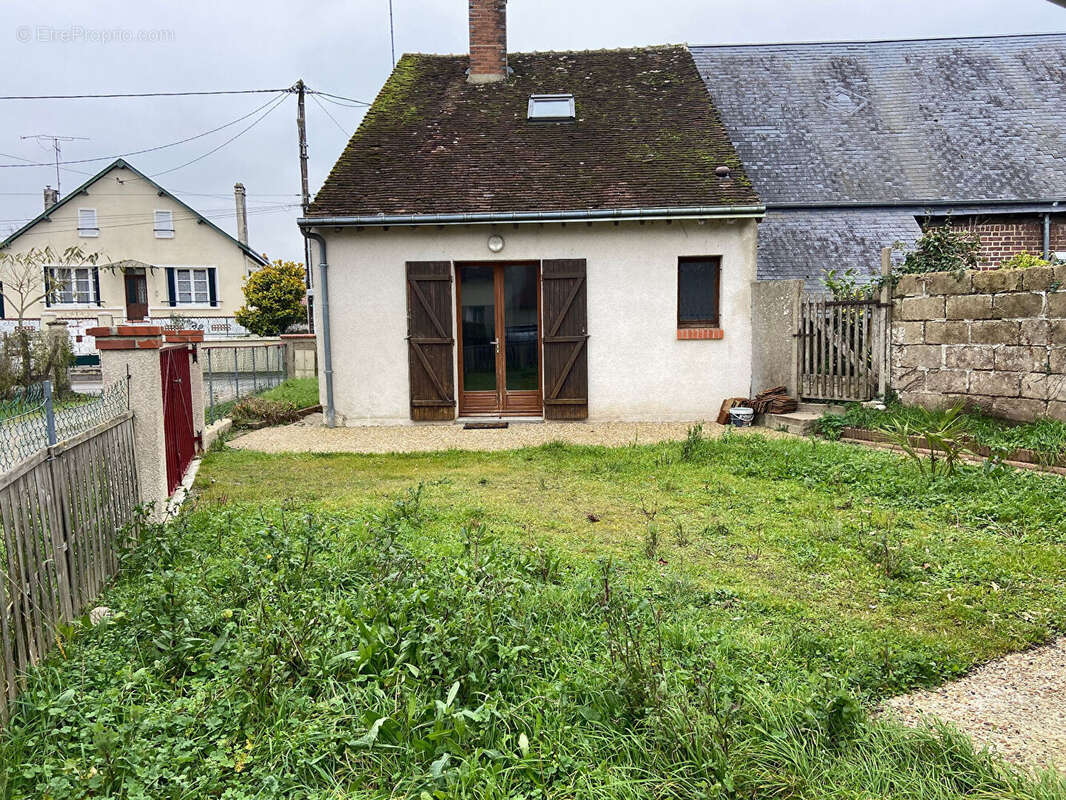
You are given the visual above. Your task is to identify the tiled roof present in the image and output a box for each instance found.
[307,46,759,218]
[690,34,1066,205]
[757,210,920,291]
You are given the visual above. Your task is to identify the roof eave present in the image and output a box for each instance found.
[299,205,766,229]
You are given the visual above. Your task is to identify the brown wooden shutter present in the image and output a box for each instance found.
[541,259,588,420]
[406,262,456,421]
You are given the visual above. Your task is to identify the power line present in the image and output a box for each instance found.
[0,94,287,169]
[151,94,290,177]
[307,90,371,107]
[0,88,293,100]
[0,85,372,106]
[311,93,352,138]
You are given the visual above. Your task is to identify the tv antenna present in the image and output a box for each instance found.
[20,133,89,195]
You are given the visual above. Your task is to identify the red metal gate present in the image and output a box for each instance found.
[161,346,196,494]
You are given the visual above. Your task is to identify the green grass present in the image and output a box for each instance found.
[2,431,1065,798]
[259,377,319,409]
[817,401,1066,463]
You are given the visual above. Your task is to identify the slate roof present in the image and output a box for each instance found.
[758,210,919,291]
[307,46,760,218]
[690,34,1066,205]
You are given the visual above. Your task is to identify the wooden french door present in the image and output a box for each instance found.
[457,262,542,416]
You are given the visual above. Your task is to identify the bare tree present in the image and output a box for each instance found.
[0,245,106,325]
[0,245,102,385]
[0,245,103,326]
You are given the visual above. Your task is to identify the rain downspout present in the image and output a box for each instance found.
[304,231,335,427]
[1044,213,1051,260]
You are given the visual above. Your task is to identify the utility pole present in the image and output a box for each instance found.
[295,80,310,213]
[389,0,396,66]
[20,134,88,196]
[294,80,314,331]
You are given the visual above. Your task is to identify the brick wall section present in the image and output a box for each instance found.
[924,216,1066,268]
[891,265,1066,421]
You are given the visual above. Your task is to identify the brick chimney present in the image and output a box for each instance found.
[234,182,248,245]
[468,0,508,84]
[43,185,59,210]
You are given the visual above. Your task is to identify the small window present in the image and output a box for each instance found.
[154,210,175,238]
[677,257,721,328]
[49,267,97,305]
[77,208,99,237]
[527,94,576,121]
[174,267,213,305]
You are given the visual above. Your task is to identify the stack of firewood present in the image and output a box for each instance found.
[748,386,798,415]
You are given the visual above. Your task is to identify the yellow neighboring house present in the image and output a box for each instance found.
[0,158,267,353]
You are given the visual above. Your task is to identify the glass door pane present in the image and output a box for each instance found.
[460,266,497,392]
[503,265,538,391]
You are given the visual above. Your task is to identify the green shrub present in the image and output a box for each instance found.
[230,395,300,427]
[999,251,1051,270]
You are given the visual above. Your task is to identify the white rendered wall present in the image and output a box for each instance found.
[311,219,758,424]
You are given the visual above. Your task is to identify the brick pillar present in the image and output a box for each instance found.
[86,325,169,519]
[164,330,206,444]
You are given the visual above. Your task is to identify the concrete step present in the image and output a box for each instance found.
[797,401,848,416]
[760,410,823,436]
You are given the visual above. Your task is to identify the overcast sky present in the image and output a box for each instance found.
[2,0,1064,262]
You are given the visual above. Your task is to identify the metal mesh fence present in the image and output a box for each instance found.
[203,344,288,424]
[0,384,47,472]
[0,378,130,473]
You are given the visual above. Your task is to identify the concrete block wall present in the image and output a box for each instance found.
[891,265,1066,421]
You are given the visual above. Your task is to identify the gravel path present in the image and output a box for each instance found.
[229,415,780,454]
[882,638,1066,771]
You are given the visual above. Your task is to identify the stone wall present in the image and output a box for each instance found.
[891,265,1066,421]
[750,279,802,398]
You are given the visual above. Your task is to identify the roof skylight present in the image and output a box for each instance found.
[527,94,576,121]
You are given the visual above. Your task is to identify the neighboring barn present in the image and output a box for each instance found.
[692,34,1066,290]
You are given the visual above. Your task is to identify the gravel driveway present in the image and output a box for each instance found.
[882,638,1066,772]
[229,416,778,454]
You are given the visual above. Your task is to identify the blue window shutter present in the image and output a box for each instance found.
[93,267,102,307]
[207,268,218,307]
[44,268,52,307]
[0,282,5,319]
[166,267,177,307]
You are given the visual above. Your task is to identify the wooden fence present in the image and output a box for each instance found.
[0,411,138,721]
[797,295,887,402]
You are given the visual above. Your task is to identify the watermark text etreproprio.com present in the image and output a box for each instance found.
[16,25,176,44]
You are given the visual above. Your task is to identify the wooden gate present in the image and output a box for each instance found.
[161,346,196,493]
[797,295,885,402]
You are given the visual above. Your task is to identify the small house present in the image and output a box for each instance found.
[300,1,763,424]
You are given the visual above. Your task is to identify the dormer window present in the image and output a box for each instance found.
[527,94,576,121]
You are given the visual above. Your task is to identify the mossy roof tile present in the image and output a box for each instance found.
[307,46,759,218]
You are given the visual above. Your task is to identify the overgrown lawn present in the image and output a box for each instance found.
[2,431,1065,798]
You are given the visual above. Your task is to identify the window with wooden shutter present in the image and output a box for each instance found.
[406,262,456,421]
[541,259,588,420]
